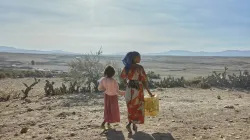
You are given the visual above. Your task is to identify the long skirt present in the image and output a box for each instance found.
[104,94,120,123]
[125,84,145,124]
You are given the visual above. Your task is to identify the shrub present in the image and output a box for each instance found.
[65,48,104,92]
[147,71,161,79]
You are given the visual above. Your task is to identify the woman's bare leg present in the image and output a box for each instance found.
[126,121,132,133]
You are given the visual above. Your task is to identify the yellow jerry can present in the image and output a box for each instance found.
[144,94,159,116]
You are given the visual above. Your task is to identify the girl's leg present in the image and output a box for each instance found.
[101,121,106,129]
[107,123,111,129]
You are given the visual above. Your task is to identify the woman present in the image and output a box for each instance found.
[120,51,154,134]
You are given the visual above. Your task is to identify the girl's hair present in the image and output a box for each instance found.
[104,65,115,78]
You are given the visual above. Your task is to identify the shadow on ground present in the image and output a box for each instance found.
[101,129,125,140]
[131,131,175,140]
[102,130,175,140]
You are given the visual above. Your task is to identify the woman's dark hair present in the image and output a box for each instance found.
[104,65,115,78]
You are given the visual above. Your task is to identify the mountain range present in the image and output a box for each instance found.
[147,50,250,56]
[0,46,78,55]
[1,46,250,56]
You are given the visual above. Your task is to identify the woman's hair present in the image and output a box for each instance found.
[104,65,115,78]
[122,51,140,74]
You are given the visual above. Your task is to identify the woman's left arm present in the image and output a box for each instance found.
[140,66,154,97]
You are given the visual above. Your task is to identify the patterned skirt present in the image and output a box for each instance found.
[125,81,145,124]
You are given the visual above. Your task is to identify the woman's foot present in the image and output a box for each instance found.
[126,124,132,134]
[132,124,138,132]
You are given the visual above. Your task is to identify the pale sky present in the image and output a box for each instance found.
[0,0,250,54]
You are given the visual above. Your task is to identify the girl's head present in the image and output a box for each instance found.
[122,51,141,73]
[104,65,115,78]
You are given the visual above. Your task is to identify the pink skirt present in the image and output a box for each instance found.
[104,94,120,123]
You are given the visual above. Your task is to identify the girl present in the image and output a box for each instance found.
[98,65,125,129]
[120,51,154,133]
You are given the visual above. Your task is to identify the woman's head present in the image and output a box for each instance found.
[104,65,115,78]
[122,51,141,73]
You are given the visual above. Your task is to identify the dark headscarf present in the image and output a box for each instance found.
[122,51,140,74]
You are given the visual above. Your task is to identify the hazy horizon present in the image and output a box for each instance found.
[1,0,250,54]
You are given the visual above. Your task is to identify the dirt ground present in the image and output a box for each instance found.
[1,78,250,140]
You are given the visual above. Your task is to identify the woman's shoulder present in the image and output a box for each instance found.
[132,64,144,69]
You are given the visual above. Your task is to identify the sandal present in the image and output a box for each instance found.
[107,124,112,129]
[133,124,138,132]
[101,125,106,130]
[126,124,132,134]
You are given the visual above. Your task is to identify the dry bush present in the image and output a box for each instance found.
[0,86,20,102]
[65,48,117,92]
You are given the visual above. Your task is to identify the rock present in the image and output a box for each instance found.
[25,99,32,103]
[45,136,52,139]
[14,133,18,136]
[224,105,235,109]
[217,95,221,100]
[20,127,28,134]
[32,136,37,138]
[27,108,34,112]
[70,133,76,137]
[72,112,76,115]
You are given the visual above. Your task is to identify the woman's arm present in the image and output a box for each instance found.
[142,81,153,97]
[140,66,154,97]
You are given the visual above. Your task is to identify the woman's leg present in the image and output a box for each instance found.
[126,121,132,133]
[132,123,138,132]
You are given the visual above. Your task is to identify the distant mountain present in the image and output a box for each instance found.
[0,46,79,55]
[147,50,250,57]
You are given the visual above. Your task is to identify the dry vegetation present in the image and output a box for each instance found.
[0,51,250,140]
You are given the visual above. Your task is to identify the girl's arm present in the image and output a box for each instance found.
[115,81,125,96]
[98,78,105,91]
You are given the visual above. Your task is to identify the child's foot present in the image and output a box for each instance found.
[101,125,106,130]
[107,124,112,129]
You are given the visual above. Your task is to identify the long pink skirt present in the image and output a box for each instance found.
[104,94,120,123]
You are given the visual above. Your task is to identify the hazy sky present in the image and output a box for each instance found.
[0,0,250,54]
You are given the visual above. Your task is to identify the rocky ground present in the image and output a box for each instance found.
[1,79,250,140]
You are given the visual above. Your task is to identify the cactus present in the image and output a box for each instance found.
[21,78,40,99]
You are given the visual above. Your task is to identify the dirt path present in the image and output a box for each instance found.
[1,88,250,140]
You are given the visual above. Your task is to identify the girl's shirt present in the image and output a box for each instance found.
[98,77,125,96]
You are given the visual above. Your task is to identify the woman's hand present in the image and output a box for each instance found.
[148,90,154,97]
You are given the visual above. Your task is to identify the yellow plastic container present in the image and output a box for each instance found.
[144,94,159,116]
